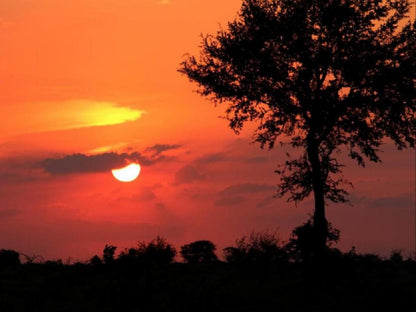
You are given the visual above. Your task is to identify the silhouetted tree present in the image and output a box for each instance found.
[223,231,287,264]
[117,247,143,266]
[389,249,403,263]
[180,240,219,263]
[0,249,21,266]
[89,255,103,266]
[180,0,415,255]
[119,236,177,266]
[103,244,117,265]
[286,220,339,263]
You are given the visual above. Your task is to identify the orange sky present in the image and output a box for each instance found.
[0,0,414,261]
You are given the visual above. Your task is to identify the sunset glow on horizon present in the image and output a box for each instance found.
[0,0,414,261]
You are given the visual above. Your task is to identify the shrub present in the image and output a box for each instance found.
[103,245,117,264]
[223,231,287,264]
[389,250,403,263]
[180,240,218,263]
[89,255,102,266]
[286,220,340,263]
[0,249,21,266]
[118,236,176,266]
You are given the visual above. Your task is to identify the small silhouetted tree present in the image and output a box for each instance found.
[223,231,287,264]
[90,255,103,266]
[0,249,21,266]
[136,236,176,265]
[117,247,143,266]
[389,249,403,263]
[180,0,415,255]
[180,240,219,263]
[103,244,117,265]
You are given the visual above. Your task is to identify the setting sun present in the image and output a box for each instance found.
[111,163,141,182]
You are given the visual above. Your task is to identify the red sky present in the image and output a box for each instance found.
[0,0,415,261]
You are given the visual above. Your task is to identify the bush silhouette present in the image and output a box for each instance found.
[118,236,176,266]
[389,250,403,263]
[138,236,176,265]
[223,231,287,264]
[117,247,143,266]
[286,220,340,263]
[0,249,20,266]
[103,244,117,264]
[89,255,102,266]
[180,240,218,263]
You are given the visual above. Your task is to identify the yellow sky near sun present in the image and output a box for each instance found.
[0,100,144,141]
[0,0,242,153]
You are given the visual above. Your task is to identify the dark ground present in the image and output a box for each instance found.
[1,258,415,312]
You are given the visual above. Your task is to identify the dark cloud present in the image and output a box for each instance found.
[214,183,276,207]
[135,189,157,201]
[195,153,227,164]
[214,196,244,206]
[370,194,414,210]
[256,196,276,208]
[195,152,267,165]
[145,144,181,156]
[174,165,205,184]
[40,152,155,175]
[155,202,166,210]
[0,156,47,183]
[219,183,275,196]
[346,193,414,211]
[117,187,157,202]
[40,142,182,175]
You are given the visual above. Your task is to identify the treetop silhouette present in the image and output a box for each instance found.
[180,0,415,255]
[180,240,219,263]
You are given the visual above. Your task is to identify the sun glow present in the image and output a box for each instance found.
[0,100,145,141]
[111,163,141,182]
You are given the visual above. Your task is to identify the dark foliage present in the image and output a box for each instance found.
[0,250,415,311]
[180,240,219,263]
[389,249,404,263]
[89,255,102,266]
[223,231,288,264]
[118,236,176,266]
[286,220,340,262]
[180,0,416,253]
[0,249,20,266]
[102,244,117,264]
[1,234,416,311]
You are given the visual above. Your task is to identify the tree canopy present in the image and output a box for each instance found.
[180,240,218,263]
[180,0,415,253]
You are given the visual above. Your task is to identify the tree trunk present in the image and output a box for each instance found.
[307,138,328,256]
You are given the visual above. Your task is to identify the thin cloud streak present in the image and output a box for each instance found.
[0,100,145,141]
[219,183,276,196]
[145,144,181,156]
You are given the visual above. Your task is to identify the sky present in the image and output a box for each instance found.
[0,0,415,261]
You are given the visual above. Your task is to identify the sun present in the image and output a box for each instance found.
[111,163,141,182]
